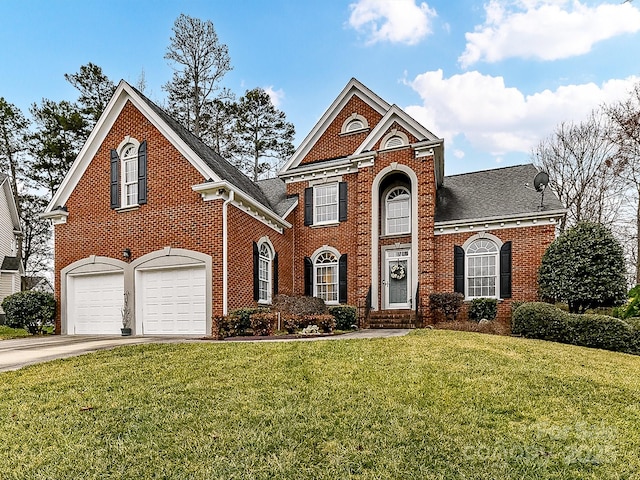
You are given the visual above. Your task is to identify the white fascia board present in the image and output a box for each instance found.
[434,209,567,235]
[281,153,376,184]
[45,81,219,214]
[279,78,390,174]
[40,209,69,225]
[1,178,21,231]
[354,105,440,155]
[192,181,292,233]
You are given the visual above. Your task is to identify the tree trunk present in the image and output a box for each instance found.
[636,185,640,285]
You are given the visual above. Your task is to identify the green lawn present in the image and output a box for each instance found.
[1,330,639,479]
[0,326,29,340]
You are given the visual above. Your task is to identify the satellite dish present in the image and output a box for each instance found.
[533,171,549,192]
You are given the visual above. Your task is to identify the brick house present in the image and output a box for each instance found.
[43,78,564,335]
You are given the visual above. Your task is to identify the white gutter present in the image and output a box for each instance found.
[222,190,234,316]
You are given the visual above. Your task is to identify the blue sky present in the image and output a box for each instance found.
[1,0,639,175]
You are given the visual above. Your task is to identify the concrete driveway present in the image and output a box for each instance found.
[0,329,411,373]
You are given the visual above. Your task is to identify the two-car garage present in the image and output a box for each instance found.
[63,249,211,336]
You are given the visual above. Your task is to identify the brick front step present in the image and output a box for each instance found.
[368,310,416,329]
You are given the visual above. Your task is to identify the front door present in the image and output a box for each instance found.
[384,248,411,309]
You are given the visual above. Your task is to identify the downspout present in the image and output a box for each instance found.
[222,190,234,316]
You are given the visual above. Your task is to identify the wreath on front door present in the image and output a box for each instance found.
[390,263,406,280]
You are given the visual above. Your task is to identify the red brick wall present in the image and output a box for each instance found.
[433,224,556,322]
[54,100,223,331]
[300,95,384,165]
[226,204,293,310]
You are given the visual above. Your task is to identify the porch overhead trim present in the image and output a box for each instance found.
[280,152,377,184]
[434,209,566,235]
[192,181,293,233]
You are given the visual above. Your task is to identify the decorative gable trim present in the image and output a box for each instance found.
[353,105,440,155]
[280,153,376,184]
[44,80,221,215]
[0,176,22,231]
[279,78,390,174]
[192,181,293,233]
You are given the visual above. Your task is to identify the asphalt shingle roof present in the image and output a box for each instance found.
[131,86,275,214]
[256,178,298,218]
[435,164,564,223]
[1,256,20,271]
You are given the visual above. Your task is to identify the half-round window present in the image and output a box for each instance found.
[346,119,364,132]
[340,113,369,134]
[385,186,410,235]
[384,135,404,149]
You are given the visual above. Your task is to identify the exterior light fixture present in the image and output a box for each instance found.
[123,248,131,260]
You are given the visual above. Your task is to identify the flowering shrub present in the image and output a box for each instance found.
[250,312,278,336]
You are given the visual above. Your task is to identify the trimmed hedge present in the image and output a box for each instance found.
[1,291,55,335]
[328,305,357,330]
[468,298,498,322]
[512,302,640,354]
[429,293,464,322]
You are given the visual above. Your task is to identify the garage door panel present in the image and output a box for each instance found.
[138,266,206,335]
[68,273,124,335]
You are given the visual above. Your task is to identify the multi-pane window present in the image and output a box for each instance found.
[386,186,410,235]
[314,184,338,224]
[258,243,272,302]
[121,144,138,207]
[314,251,338,303]
[466,239,498,298]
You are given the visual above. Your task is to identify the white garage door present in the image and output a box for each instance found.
[68,273,124,335]
[138,266,206,335]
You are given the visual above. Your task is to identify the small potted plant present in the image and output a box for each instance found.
[121,291,132,336]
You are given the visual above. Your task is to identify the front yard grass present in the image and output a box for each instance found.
[0,326,29,340]
[1,330,639,479]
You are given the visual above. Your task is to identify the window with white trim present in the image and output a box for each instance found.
[314,183,338,224]
[258,243,272,303]
[314,251,338,304]
[466,239,498,298]
[346,119,364,132]
[385,186,410,235]
[120,143,138,207]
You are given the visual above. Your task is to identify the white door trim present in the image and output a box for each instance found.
[382,245,412,309]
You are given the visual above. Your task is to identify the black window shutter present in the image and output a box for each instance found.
[304,256,313,296]
[339,254,347,303]
[339,182,348,222]
[454,245,465,295]
[500,241,512,299]
[253,242,259,301]
[304,188,313,226]
[137,140,147,205]
[110,149,120,209]
[273,252,279,296]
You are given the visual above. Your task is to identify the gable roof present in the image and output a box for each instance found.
[44,81,281,219]
[256,178,298,218]
[353,104,441,155]
[280,78,391,173]
[0,174,21,231]
[435,164,565,223]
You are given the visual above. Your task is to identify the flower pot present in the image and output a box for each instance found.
[121,327,132,336]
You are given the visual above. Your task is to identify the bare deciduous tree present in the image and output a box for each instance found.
[608,82,640,283]
[164,14,232,138]
[532,109,624,232]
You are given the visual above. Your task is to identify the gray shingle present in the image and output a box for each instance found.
[256,178,298,218]
[435,164,564,223]
[1,256,21,271]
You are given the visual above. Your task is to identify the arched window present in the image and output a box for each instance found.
[384,135,404,149]
[120,142,138,207]
[466,239,499,298]
[258,243,272,303]
[314,251,338,304]
[346,119,364,132]
[340,113,369,134]
[385,186,411,235]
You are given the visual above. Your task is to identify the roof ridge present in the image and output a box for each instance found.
[444,163,534,178]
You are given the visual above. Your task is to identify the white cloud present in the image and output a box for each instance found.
[263,86,285,109]
[348,0,437,45]
[453,149,465,159]
[405,69,639,155]
[459,0,640,67]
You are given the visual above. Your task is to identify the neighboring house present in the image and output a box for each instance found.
[0,174,24,318]
[42,79,564,335]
